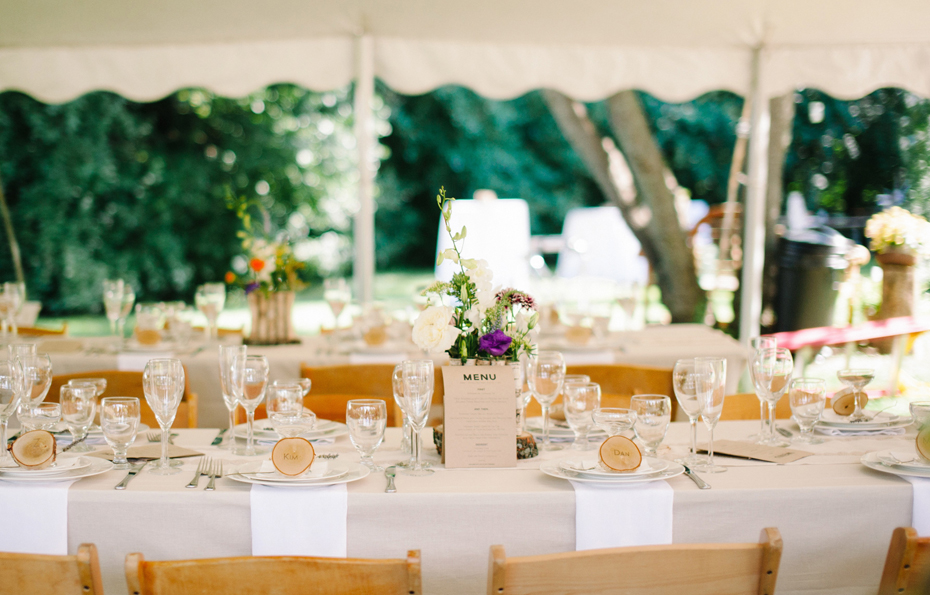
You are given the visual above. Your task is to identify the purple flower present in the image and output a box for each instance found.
[479,329,512,357]
[245,282,261,295]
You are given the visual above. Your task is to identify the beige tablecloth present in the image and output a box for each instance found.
[58,421,915,595]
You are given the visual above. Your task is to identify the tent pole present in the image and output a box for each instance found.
[739,46,770,345]
[353,34,375,305]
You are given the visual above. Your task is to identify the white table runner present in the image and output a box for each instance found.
[901,476,930,535]
[0,480,76,554]
[570,480,673,550]
[250,483,348,557]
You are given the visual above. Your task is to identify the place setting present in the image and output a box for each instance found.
[860,402,930,480]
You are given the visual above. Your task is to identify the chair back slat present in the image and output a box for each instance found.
[879,527,930,595]
[0,544,103,595]
[719,393,791,421]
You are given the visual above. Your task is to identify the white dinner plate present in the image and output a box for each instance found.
[559,456,669,478]
[861,451,930,479]
[236,460,349,483]
[49,423,151,437]
[0,457,113,483]
[871,450,930,472]
[540,459,684,485]
[121,340,179,352]
[233,419,347,442]
[0,456,92,477]
[819,410,909,429]
[227,462,369,488]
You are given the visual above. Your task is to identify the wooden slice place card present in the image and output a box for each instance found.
[831,389,867,416]
[9,430,57,470]
[271,437,315,476]
[917,427,930,463]
[599,436,642,472]
[442,365,517,469]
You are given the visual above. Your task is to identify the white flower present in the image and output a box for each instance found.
[466,259,494,294]
[412,305,461,353]
[463,306,483,329]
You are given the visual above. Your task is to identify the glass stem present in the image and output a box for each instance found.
[542,404,551,447]
[247,410,255,453]
[160,427,169,467]
[707,427,715,467]
[227,409,236,445]
[689,417,698,457]
[767,402,777,439]
[759,399,766,434]
[412,428,421,468]
[0,419,7,456]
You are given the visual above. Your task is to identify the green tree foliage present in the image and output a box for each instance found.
[0,85,358,314]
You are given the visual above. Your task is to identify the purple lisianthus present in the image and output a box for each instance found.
[245,282,261,295]
[479,329,512,356]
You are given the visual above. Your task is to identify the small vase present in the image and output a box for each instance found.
[246,290,297,345]
[874,248,917,353]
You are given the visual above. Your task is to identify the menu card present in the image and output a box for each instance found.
[698,440,812,464]
[442,366,517,468]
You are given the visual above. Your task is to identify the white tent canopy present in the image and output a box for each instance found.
[3,0,930,339]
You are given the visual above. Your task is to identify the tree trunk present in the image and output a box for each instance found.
[0,172,24,285]
[543,89,705,323]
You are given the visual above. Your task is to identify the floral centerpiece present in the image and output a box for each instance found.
[865,206,930,260]
[225,194,305,345]
[412,188,538,363]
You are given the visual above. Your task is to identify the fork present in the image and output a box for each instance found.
[146,431,178,444]
[205,459,223,491]
[185,457,211,489]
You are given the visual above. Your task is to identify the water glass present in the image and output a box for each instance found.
[836,368,875,423]
[195,283,226,342]
[0,358,24,466]
[631,394,672,457]
[693,358,726,473]
[143,358,185,474]
[67,378,107,398]
[134,303,166,346]
[528,351,566,451]
[398,359,434,475]
[8,343,36,361]
[592,407,637,437]
[347,399,387,471]
[17,353,52,423]
[61,384,97,453]
[218,345,246,452]
[750,348,793,446]
[268,405,316,439]
[18,402,60,432]
[100,397,140,469]
[789,378,826,444]
[672,358,711,465]
[749,337,777,439]
[0,282,24,336]
[232,354,269,456]
[563,381,601,450]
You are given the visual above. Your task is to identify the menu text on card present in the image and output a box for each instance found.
[442,366,517,468]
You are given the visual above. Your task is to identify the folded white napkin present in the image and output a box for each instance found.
[250,483,348,557]
[0,480,76,554]
[814,426,906,437]
[570,480,673,550]
[117,353,173,371]
[902,476,930,535]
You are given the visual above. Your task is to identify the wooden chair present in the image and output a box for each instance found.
[48,370,198,429]
[879,527,930,595]
[720,393,791,421]
[525,364,675,419]
[17,323,68,337]
[0,543,104,595]
[125,550,421,595]
[488,528,782,595]
[295,364,400,426]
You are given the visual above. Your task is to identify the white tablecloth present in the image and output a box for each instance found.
[36,421,915,595]
[45,325,747,428]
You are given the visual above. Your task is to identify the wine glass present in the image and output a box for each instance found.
[16,353,52,426]
[631,394,672,457]
[527,351,566,451]
[672,358,708,465]
[67,378,107,398]
[750,348,793,446]
[117,285,136,348]
[749,337,778,440]
[195,283,227,342]
[323,278,351,328]
[592,407,637,436]
[347,399,387,471]
[18,402,60,432]
[0,358,24,465]
[8,342,36,361]
[398,359,434,475]
[218,345,246,452]
[789,378,826,444]
[693,358,725,473]
[391,363,412,456]
[563,381,601,450]
[100,397,140,469]
[143,358,185,474]
[232,354,269,456]
[0,282,24,336]
[837,368,875,423]
[60,384,97,454]
[103,279,125,342]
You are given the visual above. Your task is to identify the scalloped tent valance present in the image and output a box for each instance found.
[3,0,930,103]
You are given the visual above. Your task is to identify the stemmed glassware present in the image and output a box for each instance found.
[67,378,107,399]
[195,283,227,342]
[323,278,351,329]
[347,399,387,471]
[16,353,52,421]
[232,354,270,456]
[563,381,601,450]
[631,394,672,457]
[8,342,36,361]
[266,390,315,438]
[391,364,412,455]
[672,358,709,465]
[142,358,185,474]
[100,397,141,469]
[592,407,637,436]
[0,358,24,466]
[837,368,875,423]
[61,384,97,454]
[693,357,725,473]
[397,359,434,475]
[749,337,777,439]
[218,345,246,452]
[18,402,60,432]
[103,280,125,343]
[0,282,24,337]
[527,351,566,451]
[789,378,826,444]
[750,348,794,446]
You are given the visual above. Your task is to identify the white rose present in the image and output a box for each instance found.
[412,305,462,353]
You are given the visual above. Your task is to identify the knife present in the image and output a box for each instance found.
[114,462,148,490]
[682,464,711,490]
[211,428,228,446]
[384,466,397,493]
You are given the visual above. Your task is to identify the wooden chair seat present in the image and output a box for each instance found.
[879,527,930,595]
[488,528,782,595]
[125,550,421,595]
[298,364,399,426]
[17,324,67,337]
[0,544,103,595]
[720,393,791,421]
[48,370,198,429]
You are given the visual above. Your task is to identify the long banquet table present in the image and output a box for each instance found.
[43,324,748,428]
[48,420,918,595]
